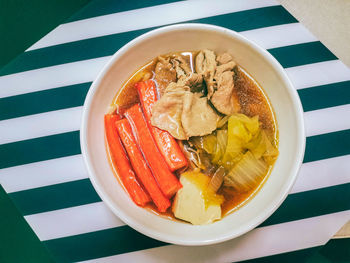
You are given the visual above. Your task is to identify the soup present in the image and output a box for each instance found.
[104,50,278,225]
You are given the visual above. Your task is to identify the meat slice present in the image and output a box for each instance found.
[164,82,191,93]
[151,50,241,140]
[216,53,233,65]
[195,50,217,97]
[154,56,177,96]
[151,84,219,140]
[196,50,240,115]
[170,55,192,78]
[177,73,203,92]
[214,61,236,79]
[170,54,203,93]
[211,71,240,115]
[181,92,218,138]
[151,85,188,140]
[195,50,216,75]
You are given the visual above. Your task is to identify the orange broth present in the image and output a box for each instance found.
[108,51,278,221]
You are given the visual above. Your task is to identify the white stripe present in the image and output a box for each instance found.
[1,58,347,101]
[0,106,82,145]
[305,104,350,137]
[79,211,350,263]
[25,202,124,241]
[0,155,87,193]
[240,23,317,50]
[21,155,350,240]
[286,60,350,90]
[28,0,279,51]
[0,100,348,146]
[0,88,348,193]
[291,155,350,194]
[0,56,110,99]
[0,29,334,98]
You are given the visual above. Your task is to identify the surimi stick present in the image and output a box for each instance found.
[136,80,188,171]
[116,119,171,212]
[124,104,182,198]
[104,114,150,206]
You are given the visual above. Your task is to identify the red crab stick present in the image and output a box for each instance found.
[124,104,182,198]
[104,114,150,206]
[136,80,188,171]
[116,119,171,212]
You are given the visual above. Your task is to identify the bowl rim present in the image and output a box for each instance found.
[80,23,306,246]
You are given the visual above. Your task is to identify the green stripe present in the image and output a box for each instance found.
[67,0,183,23]
[1,79,348,123]
[307,238,350,263]
[0,130,349,216]
[11,176,350,218]
[0,185,54,263]
[5,128,350,216]
[304,129,350,163]
[241,246,322,263]
[44,225,166,262]
[0,6,296,76]
[41,184,349,262]
[298,81,350,112]
[0,82,90,121]
[1,124,349,171]
[0,0,90,69]
[269,41,337,68]
[9,179,100,216]
[260,183,350,227]
[0,131,80,169]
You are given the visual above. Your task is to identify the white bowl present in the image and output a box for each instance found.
[80,24,305,245]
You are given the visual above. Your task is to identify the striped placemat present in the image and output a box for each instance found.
[0,0,349,262]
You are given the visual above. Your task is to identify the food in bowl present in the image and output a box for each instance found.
[104,49,278,225]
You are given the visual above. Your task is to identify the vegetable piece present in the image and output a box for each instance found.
[104,114,150,206]
[201,134,217,154]
[208,166,226,193]
[199,151,216,175]
[217,115,230,128]
[247,130,279,164]
[261,131,279,164]
[188,113,277,178]
[124,104,182,197]
[136,80,188,171]
[189,136,202,150]
[230,114,260,135]
[116,119,171,212]
[182,142,203,169]
[173,170,224,225]
[246,131,264,158]
[220,114,260,169]
[212,129,228,164]
[224,151,268,191]
[190,134,217,156]
[221,117,246,164]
